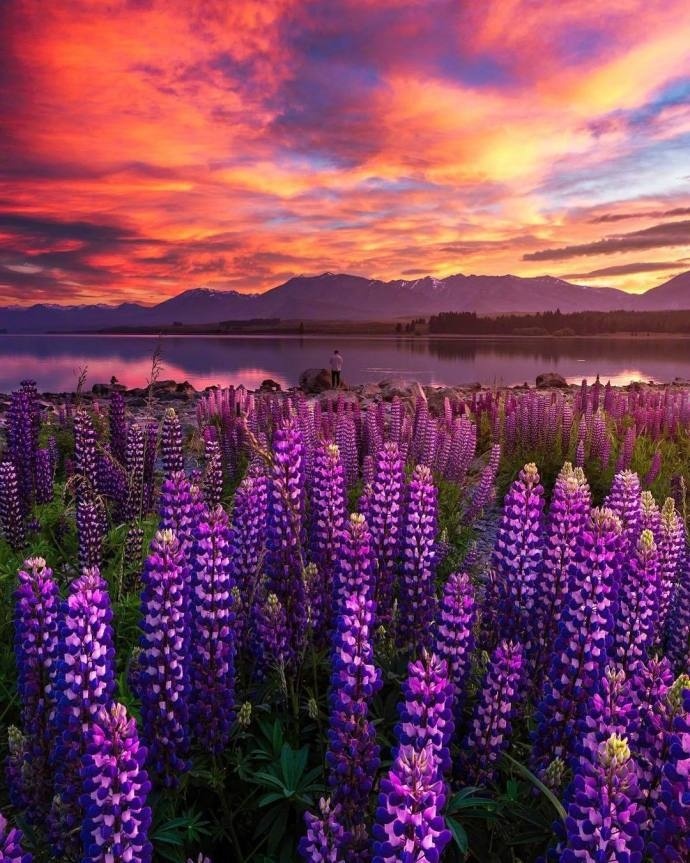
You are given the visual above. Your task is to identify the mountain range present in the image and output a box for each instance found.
[2,270,690,332]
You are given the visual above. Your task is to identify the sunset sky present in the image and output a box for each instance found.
[2,0,690,307]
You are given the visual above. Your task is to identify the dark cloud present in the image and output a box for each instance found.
[563,261,687,278]
[524,220,690,262]
[589,207,690,223]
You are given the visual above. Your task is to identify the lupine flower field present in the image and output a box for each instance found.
[1,378,690,862]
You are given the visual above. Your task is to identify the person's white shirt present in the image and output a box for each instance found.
[329,352,343,371]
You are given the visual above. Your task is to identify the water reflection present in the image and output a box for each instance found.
[0,333,688,392]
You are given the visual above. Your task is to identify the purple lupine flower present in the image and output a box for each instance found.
[252,590,291,680]
[335,415,358,490]
[656,497,684,637]
[334,513,375,609]
[143,420,158,512]
[371,743,451,863]
[161,407,184,474]
[613,529,660,667]
[76,494,105,570]
[626,659,677,838]
[640,489,661,535]
[230,467,268,647]
[265,422,307,660]
[645,450,662,487]
[557,734,644,862]
[397,465,439,652]
[578,666,636,761]
[460,640,523,785]
[0,813,32,863]
[435,571,476,712]
[299,798,347,863]
[11,557,60,821]
[493,463,544,653]
[368,442,405,625]
[396,651,454,777]
[533,463,591,681]
[532,508,621,772]
[123,423,146,521]
[109,391,128,465]
[616,425,637,472]
[34,448,54,504]
[666,555,690,674]
[649,684,690,860]
[605,469,642,550]
[309,443,346,638]
[189,505,236,751]
[0,460,25,550]
[203,436,223,508]
[74,408,98,490]
[574,438,585,468]
[51,567,116,855]
[326,592,382,830]
[7,388,35,513]
[80,703,153,863]
[466,443,500,522]
[159,470,205,560]
[138,529,190,786]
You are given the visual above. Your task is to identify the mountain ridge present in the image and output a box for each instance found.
[2,270,689,332]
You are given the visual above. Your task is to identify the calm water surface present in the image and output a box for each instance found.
[1,333,689,392]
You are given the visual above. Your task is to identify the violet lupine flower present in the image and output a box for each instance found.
[77,494,105,570]
[334,513,375,609]
[649,684,690,860]
[434,572,476,713]
[0,460,26,550]
[613,529,660,667]
[493,463,544,654]
[159,470,205,560]
[557,734,644,863]
[640,489,661,535]
[616,425,637,472]
[371,743,451,863]
[34,448,54,504]
[74,408,98,490]
[7,389,35,513]
[299,798,347,863]
[605,469,642,550]
[161,407,184,474]
[533,464,591,681]
[466,443,500,522]
[203,437,223,508]
[266,422,307,660]
[123,423,146,521]
[80,703,153,863]
[138,529,190,786]
[397,465,439,652]
[368,442,405,625]
[12,557,60,821]
[51,567,116,855]
[656,497,684,637]
[252,590,290,680]
[309,443,346,638]
[666,556,690,674]
[532,508,622,773]
[460,640,523,785]
[326,592,382,829]
[396,651,454,777]
[0,813,32,863]
[574,438,585,468]
[577,666,636,762]
[335,415,358,490]
[143,421,158,511]
[645,450,662,487]
[109,391,128,465]
[189,504,236,751]
[230,468,268,647]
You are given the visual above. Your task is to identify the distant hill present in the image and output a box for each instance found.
[2,269,690,332]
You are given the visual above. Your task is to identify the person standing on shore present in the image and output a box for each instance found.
[329,349,343,388]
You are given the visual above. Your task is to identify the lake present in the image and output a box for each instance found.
[1,333,689,392]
